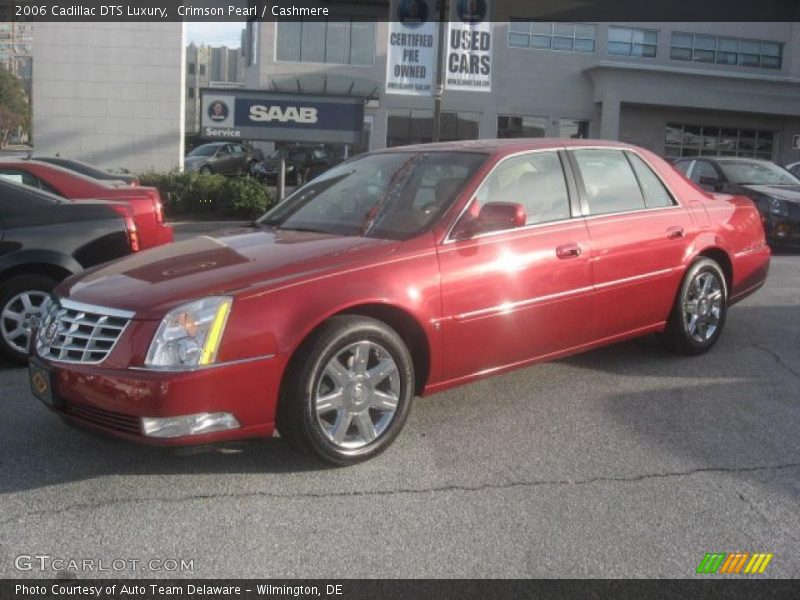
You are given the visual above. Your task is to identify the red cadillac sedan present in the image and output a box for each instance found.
[29,140,770,465]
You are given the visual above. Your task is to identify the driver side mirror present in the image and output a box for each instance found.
[453,201,527,239]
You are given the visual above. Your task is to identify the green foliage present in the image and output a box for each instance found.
[0,64,30,146]
[138,171,274,220]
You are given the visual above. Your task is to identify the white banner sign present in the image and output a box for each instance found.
[445,0,492,92]
[385,0,437,96]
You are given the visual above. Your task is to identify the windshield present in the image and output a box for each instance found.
[256,151,486,240]
[188,145,219,157]
[718,160,800,186]
[268,148,286,159]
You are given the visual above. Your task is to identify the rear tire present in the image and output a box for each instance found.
[660,258,727,356]
[276,316,414,466]
[0,274,58,364]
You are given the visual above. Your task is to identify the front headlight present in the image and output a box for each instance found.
[768,197,789,217]
[144,297,232,370]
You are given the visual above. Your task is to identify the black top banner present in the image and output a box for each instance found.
[1,0,799,22]
[5,579,800,600]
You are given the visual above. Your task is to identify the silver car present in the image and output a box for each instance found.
[184,142,258,176]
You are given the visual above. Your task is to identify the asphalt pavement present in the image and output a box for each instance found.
[1,252,798,579]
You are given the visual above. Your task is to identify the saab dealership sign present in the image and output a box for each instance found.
[200,90,364,144]
[385,0,437,96]
[446,0,492,92]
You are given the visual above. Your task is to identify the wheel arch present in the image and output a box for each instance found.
[694,246,733,294]
[0,257,76,288]
[282,302,432,398]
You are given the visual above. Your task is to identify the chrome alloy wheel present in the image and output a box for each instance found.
[1,290,48,354]
[684,271,723,343]
[315,340,401,450]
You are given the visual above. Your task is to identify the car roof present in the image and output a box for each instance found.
[0,158,117,187]
[693,156,774,163]
[379,138,635,155]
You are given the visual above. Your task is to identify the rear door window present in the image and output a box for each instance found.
[573,149,646,215]
[626,153,675,208]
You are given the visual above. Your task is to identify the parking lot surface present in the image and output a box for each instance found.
[1,252,798,578]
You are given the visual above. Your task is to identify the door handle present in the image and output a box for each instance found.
[556,243,582,259]
[666,226,685,240]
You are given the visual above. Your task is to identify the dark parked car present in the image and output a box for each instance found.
[674,157,800,247]
[184,142,263,176]
[253,145,340,186]
[0,179,134,363]
[32,156,140,186]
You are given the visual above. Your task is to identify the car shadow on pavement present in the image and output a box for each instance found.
[0,304,797,495]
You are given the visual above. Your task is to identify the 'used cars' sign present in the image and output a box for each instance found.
[200,90,364,144]
[445,0,492,92]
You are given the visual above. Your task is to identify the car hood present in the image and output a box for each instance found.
[740,184,800,202]
[61,227,401,319]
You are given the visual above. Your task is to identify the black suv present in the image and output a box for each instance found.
[674,157,800,247]
[0,179,133,363]
[253,145,340,186]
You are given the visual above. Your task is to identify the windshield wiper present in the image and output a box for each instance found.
[276,225,330,234]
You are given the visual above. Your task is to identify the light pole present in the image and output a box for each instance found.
[431,0,449,142]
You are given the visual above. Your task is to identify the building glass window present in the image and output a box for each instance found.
[508,21,595,53]
[497,115,547,138]
[441,112,480,142]
[387,109,433,147]
[608,26,657,57]
[199,64,206,76]
[187,62,196,75]
[276,19,375,65]
[670,32,783,69]
[387,110,479,147]
[664,123,775,159]
[559,119,590,139]
[188,86,195,99]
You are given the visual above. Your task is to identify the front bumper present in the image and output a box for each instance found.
[35,355,281,446]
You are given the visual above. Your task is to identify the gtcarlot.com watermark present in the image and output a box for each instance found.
[15,554,194,574]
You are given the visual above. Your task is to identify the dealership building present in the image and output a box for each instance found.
[241,17,800,164]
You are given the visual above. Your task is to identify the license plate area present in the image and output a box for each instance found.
[29,358,61,409]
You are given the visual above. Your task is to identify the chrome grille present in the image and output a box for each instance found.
[35,297,134,364]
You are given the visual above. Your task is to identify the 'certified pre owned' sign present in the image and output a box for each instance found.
[200,91,364,144]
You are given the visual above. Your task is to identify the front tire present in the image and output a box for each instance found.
[0,274,57,364]
[199,165,212,175]
[661,258,727,356]
[277,316,414,465]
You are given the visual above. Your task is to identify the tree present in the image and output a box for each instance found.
[0,63,30,146]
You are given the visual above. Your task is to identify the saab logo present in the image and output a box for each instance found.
[208,101,229,122]
[696,552,773,574]
[249,105,318,124]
